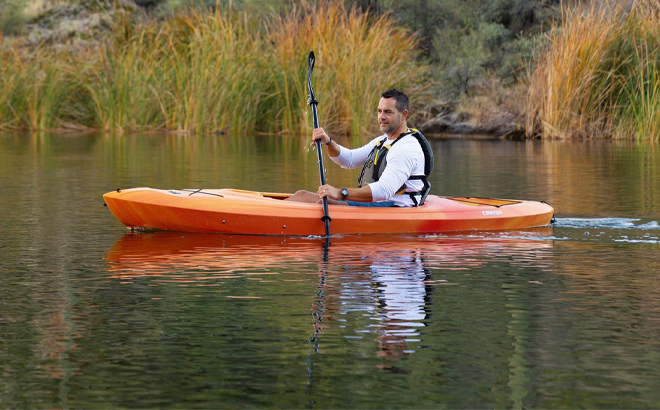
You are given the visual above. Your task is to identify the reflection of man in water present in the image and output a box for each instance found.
[336,250,431,366]
[371,252,429,365]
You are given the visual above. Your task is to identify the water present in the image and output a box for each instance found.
[1,133,660,408]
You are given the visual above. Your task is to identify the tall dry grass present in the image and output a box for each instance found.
[155,7,269,133]
[0,1,428,135]
[77,37,167,131]
[0,47,71,130]
[527,0,660,139]
[266,1,426,136]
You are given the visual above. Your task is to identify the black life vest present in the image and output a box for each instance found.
[357,128,434,206]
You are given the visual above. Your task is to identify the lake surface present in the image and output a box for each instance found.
[1,133,660,408]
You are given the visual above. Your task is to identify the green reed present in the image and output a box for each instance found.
[614,29,660,139]
[0,48,70,130]
[77,38,166,131]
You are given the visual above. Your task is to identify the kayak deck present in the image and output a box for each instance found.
[103,188,554,236]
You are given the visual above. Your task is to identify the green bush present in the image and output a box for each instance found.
[0,0,26,35]
[352,0,559,96]
[434,22,511,96]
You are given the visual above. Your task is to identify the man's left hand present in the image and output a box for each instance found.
[317,184,340,200]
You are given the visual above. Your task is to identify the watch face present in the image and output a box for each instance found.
[341,188,349,198]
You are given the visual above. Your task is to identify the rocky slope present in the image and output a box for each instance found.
[1,0,138,47]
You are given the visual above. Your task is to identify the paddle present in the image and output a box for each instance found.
[307,51,331,237]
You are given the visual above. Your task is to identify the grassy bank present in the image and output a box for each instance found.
[0,1,428,134]
[527,0,660,140]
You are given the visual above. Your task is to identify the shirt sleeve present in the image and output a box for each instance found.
[330,137,381,169]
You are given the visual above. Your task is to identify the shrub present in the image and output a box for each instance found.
[0,0,26,35]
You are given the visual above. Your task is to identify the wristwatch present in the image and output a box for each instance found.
[341,188,349,199]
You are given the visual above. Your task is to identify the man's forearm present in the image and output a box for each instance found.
[324,139,342,158]
[342,185,373,202]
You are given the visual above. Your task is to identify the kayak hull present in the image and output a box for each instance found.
[103,188,554,236]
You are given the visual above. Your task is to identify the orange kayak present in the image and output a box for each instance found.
[103,188,554,235]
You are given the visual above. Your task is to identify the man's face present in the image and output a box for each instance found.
[377,97,407,135]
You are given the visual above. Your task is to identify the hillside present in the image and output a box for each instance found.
[1,0,140,47]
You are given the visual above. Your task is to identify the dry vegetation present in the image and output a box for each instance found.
[0,1,429,135]
[527,0,660,139]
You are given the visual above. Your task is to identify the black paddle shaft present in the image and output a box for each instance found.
[307,51,331,237]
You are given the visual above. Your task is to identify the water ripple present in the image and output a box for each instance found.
[553,217,660,230]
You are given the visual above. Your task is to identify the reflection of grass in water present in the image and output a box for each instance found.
[527,0,660,140]
[0,1,428,134]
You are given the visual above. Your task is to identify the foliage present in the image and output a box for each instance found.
[0,1,428,134]
[435,22,510,96]
[342,0,560,97]
[0,0,26,35]
[121,0,561,97]
[265,1,426,135]
[527,0,660,139]
[0,47,72,129]
[134,0,297,16]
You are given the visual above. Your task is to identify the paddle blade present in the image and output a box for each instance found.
[308,51,315,72]
[307,51,317,106]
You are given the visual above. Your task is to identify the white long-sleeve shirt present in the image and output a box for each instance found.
[331,133,425,207]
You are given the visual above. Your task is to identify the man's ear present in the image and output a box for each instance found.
[401,109,409,119]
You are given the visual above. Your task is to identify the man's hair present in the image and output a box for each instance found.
[381,89,409,112]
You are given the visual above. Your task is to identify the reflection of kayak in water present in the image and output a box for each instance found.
[104,230,554,278]
[104,232,319,277]
[104,231,554,363]
[103,188,554,235]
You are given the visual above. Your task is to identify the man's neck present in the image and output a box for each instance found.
[387,123,409,140]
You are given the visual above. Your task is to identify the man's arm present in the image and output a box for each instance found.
[312,127,341,157]
[318,184,374,202]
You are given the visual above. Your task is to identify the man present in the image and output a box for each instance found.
[286,89,432,207]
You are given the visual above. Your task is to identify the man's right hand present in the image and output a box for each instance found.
[312,127,331,146]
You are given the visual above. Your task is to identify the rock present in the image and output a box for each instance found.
[419,114,526,138]
[429,102,451,117]
[418,117,474,135]
[3,0,139,48]
[418,98,527,139]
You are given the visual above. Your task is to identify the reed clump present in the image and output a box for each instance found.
[527,0,660,139]
[0,47,72,130]
[0,1,427,134]
[266,1,425,136]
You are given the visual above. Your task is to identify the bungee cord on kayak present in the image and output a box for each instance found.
[180,189,224,198]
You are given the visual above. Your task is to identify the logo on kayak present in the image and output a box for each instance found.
[482,210,503,216]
